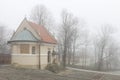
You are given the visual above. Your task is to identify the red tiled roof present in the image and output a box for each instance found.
[28,21,57,44]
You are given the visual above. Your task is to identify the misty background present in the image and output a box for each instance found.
[0,0,120,71]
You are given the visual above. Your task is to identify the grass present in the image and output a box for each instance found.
[0,65,120,80]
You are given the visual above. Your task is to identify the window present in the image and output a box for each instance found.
[20,44,29,54]
[32,46,35,54]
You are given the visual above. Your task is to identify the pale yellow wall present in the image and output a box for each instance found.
[40,54,48,69]
[12,44,20,54]
[40,43,56,65]
[12,54,39,66]
[11,42,57,69]
[12,42,39,54]
[11,43,40,68]
[40,43,56,54]
[12,54,50,69]
[29,44,39,54]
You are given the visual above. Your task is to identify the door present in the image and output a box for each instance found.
[48,51,51,63]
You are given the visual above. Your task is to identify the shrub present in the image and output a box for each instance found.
[46,63,64,73]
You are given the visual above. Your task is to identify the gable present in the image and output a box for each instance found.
[9,18,57,44]
[10,18,41,41]
[11,28,38,42]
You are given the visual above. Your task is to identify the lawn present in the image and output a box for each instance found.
[0,65,120,80]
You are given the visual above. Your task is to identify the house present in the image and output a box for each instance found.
[8,18,57,69]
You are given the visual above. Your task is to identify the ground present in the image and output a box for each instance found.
[0,65,120,80]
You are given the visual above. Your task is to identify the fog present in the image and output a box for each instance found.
[0,0,120,31]
[0,0,120,71]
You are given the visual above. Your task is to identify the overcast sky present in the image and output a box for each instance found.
[0,0,120,40]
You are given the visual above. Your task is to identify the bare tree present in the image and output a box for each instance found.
[30,5,54,30]
[0,26,11,54]
[93,37,99,68]
[82,32,90,68]
[0,26,5,53]
[103,41,119,70]
[94,24,113,71]
[71,29,79,65]
[59,10,79,67]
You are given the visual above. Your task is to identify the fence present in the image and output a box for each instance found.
[0,54,11,64]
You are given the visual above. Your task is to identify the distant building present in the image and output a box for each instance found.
[8,18,57,69]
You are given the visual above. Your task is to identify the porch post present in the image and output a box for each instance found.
[38,43,41,69]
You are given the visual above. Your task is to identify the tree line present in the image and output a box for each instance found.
[1,4,120,71]
[28,4,120,71]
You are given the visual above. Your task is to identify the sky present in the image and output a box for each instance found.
[0,0,120,40]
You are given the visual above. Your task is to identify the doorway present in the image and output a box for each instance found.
[48,51,51,63]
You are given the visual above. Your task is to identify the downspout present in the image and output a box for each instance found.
[38,43,41,69]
